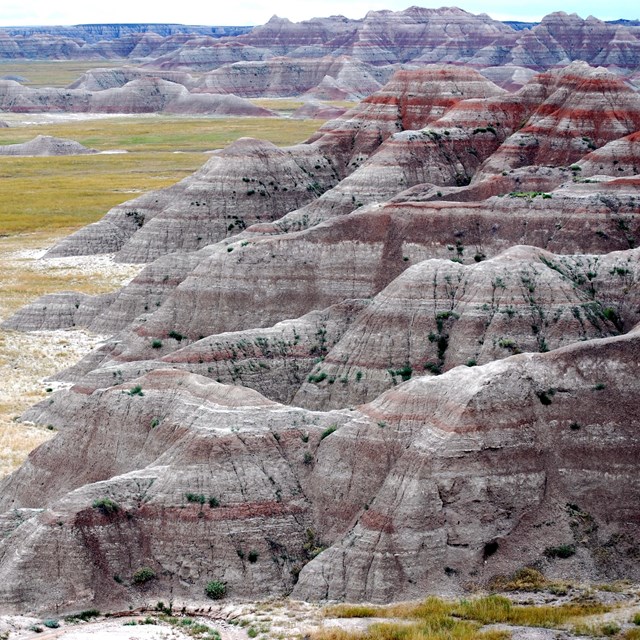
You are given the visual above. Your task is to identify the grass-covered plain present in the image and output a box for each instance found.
[0,115,323,235]
[0,115,324,154]
[0,59,130,87]
[0,152,201,235]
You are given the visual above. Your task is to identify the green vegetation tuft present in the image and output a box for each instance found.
[320,425,338,440]
[132,566,156,584]
[92,497,119,515]
[64,609,100,623]
[205,580,226,600]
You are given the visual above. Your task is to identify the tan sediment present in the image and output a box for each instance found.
[0,231,142,476]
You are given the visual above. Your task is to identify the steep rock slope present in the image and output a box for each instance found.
[476,62,640,177]
[0,24,250,61]
[23,299,369,406]
[2,9,640,75]
[0,330,637,612]
[507,12,640,69]
[577,131,640,177]
[67,67,197,90]
[20,244,638,413]
[152,9,640,73]
[294,245,640,409]
[1,60,640,613]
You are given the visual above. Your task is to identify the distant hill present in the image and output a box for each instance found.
[0,23,252,41]
[0,8,638,71]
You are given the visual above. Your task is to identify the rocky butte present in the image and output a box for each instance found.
[0,61,639,614]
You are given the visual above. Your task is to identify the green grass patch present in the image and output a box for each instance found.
[64,609,101,623]
[0,116,324,153]
[0,152,201,235]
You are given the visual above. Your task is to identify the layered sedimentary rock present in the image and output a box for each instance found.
[193,57,393,99]
[0,135,96,156]
[577,131,640,177]
[12,175,634,342]
[292,101,347,120]
[508,12,640,69]
[0,24,251,60]
[66,67,197,91]
[476,62,640,177]
[478,65,538,92]
[23,243,638,413]
[24,299,369,405]
[40,66,504,262]
[0,329,638,612]
[0,77,274,115]
[294,245,640,409]
[151,9,640,74]
[1,9,640,78]
[2,60,640,614]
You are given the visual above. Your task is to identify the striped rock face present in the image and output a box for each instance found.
[1,61,640,614]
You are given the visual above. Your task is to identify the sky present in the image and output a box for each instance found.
[0,0,638,27]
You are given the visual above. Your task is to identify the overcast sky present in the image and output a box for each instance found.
[0,0,638,27]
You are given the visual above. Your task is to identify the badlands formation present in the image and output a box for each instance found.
[0,77,275,116]
[1,60,639,614]
[2,8,640,107]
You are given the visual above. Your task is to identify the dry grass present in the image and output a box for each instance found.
[0,59,129,87]
[0,417,53,476]
[453,595,609,627]
[0,234,138,475]
[314,620,509,640]
[0,321,106,475]
[251,98,307,112]
[0,233,142,317]
[322,595,613,640]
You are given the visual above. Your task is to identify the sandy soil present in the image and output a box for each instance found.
[0,232,142,476]
[0,601,321,640]
[0,590,639,640]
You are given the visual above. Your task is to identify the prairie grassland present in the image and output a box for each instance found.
[0,59,130,87]
[0,116,324,235]
[0,152,203,234]
[0,115,325,153]
[251,97,358,115]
